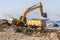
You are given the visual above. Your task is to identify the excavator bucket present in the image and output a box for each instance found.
[42,13,47,18]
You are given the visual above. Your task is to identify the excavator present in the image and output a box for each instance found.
[10,2,47,33]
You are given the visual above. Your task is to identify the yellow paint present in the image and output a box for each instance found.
[27,20,43,26]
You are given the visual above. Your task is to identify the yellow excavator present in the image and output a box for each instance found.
[10,2,47,33]
[21,2,47,26]
[12,2,47,25]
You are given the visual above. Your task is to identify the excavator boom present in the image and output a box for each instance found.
[22,2,46,21]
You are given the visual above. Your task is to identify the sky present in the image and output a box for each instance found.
[0,0,60,21]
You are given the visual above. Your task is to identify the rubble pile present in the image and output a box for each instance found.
[0,20,60,40]
[0,29,60,40]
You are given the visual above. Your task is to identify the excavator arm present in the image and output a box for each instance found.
[21,2,47,21]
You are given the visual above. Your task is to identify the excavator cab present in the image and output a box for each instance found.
[19,16,27,26]
[20,16,27,24]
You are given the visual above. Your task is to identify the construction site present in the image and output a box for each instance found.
[0,0,60,40]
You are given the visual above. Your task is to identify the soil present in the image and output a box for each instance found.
[0,21,60,40]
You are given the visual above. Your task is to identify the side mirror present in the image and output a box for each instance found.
[42,13,47,18]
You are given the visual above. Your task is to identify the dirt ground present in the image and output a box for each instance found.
[0,20,60,40]
[0,25,59,40]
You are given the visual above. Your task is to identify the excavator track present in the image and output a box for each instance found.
[15,25,46,35]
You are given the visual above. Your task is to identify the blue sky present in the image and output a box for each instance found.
[0,0,60,21]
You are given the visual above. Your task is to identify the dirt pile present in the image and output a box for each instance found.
[0,21,60,40]
[0,26,59,40]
